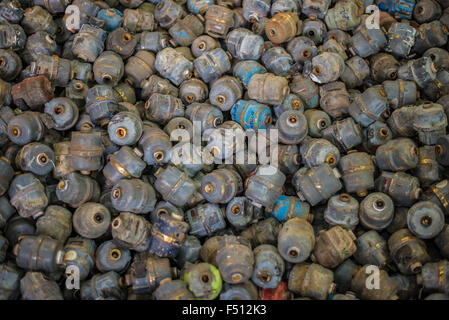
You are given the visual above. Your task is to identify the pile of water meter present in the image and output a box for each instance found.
[0,0,449,300]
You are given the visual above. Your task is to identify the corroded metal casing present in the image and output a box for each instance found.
[245,165,286,211]
[36,205,72,243]
[277,217,315,263]
[302,18,327,44]
[351,265,399,300]
[288,262,335,300]
[359,192,394,230]
[72,24,107,63]
[251,244,284,289]
[205,5,234,38]
[247,73,289,105]
[9,173,48,219]
[155,48,193,86]
[145,93,184,125]
[225,197,261,230]
[194,48,231,84]
[179,78,208,104]
[226,28,264,60]
[370,53,400,83]
[210,76,243,111]
[124,253,173,294]
[277,144,301,175]
[413,20,448,54]
[111,212,152,252]
[44,97,79,131]
[322,117,363,152]
[265,12,300,44]
[339,151,375,197]
[73,202,111,239]
[11,75,54,110]
[312,226,357,268]
[80,271,125,300]
[107,111,143,146]
[389,229,430,275]
[437,135,449,166]
[276,110,308,144]
[375,171,421,207]
[185,203,226,237]
[201,168,242,204]
[111,179,156,214]
[21,6,57,35]
[56,172,100,208]
[93,51,124,87]
[349,26,387,58]
[138,126,172,165]
[169,14,204,47]
[153,279,194,300]
[383,79,417,109]
[435,225,449,259]
[187,0,214,14]
[324,193,359,230]
[154,0,183,29]
[0,157,14,196]
[233,60,267,89]
[319,81,350,118]
[69,130,104,174]
[417,261,449,294]
[354,230,389,268]
[103,146,146,186]
[95,240,131,274]
[376,138,418,171]
[124,50,155,88]
[154,165,198,207]
[286,36,317,64]
[0,263,21,300]
[289,73,319,108]
[304,109,331,138]
[184,262,222,300]
[137,31,170,53]
[216,235,254,284]
[348,86,388,127]
[231,100,272,131]
[149,212,189,258]
[221,281,259,299]
[293,163,342,206]
[0,23,26,51]
[240,218,281,248]
[20,272,63,300]
[123,8,156,32]
[387,106,416,137]
[106,28,137,59]
[97,8,123,32]
[14,235,64,273]
[340,56,370,89]
[413,146,441,186]
[413,103,447,145]
[4,216,36,248]
[423,179,449,215]
[386,22,416,58]
[0,196,15,229]
[325,0,362,31]
[407,201,445,239]
[15,142,54,176]
[6,111,44,146]
[0,49,21,81]
[398,57,438,89]
[309,52,345,84]
[85,84,120,126]
[272,195,311,223]
[363,120,393,151]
